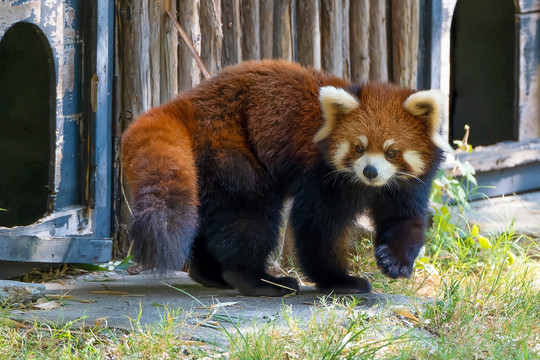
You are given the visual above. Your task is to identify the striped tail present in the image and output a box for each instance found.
[121,100,199,273]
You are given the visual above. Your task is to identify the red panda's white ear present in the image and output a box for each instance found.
[315,86,360,142]
[404,90,452,152]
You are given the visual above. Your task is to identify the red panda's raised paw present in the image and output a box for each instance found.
[375,244,414,279]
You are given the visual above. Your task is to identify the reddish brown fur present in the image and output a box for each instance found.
[121,60,444,295]
[329,83,438,176]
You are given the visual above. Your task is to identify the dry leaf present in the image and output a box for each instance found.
[32,301,60,311]
[47,294,74,300]
[392,307,419,322]
[77,299,97,303]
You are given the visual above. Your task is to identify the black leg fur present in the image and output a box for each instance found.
[197,182,298,296]
[189,235,232,288]
[291,183,371,294]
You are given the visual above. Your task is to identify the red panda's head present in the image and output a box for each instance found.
[315,83,450,187]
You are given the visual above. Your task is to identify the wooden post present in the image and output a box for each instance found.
[118,0,159,116]
[200,0,223,76]
[296,0,321,68]
[392,0,420,87]
[342,0,351,79]
[369,0,388,81]
[273,0,293,60]
[241,0,261,60]
[350,0,370,83]
[222,0,242,65]
[178,0,202,90]
[259,0,274,59]
[321,0,343,76]
[160,0,178,102]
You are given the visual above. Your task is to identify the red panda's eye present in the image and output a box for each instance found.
[356,145,364,154]
[386,149,396,158]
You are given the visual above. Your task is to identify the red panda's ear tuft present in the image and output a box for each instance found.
[404,90,452,152]
[315,86,360,142]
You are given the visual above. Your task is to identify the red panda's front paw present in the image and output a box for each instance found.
[375,244,414,279]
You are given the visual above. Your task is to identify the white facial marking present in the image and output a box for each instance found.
[332,142,350,169]
[353,153,397,187]
[403,150,426,176]
[358,135,368,147]
[383,139,395,149]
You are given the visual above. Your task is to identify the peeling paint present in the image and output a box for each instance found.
[0,0,41,36]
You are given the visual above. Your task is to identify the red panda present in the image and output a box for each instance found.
[122,60,449,296]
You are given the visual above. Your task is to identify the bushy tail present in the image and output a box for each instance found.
[121,99,199,273]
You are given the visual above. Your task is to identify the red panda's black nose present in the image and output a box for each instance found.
[363,165,378,180]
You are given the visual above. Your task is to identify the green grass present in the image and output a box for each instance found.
[2,169,539,359]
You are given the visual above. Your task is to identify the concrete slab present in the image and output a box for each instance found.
[9,271,434,348]
[463,190,540,235]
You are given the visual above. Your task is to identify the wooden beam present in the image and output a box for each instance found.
[321,0,343,75]
[369,0,388,81]
[178,1,202,90]
[391,0,419,87]
[241,0,261,60]
[350,0,370,83]
[200,0,223,76]
[222,0,242,65]
[296,0,321,68]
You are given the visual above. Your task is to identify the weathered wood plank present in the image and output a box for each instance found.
[200,0,223,75]
[296,0,321,68]
[342,0,351,78]
[118,0,157,115]
[222,0,242,65]
[241,0,260,60]
[0,236,112,263]
[350,0,370,83]
[391,0,419,87]
[321,0,343,75]
[273,0,293,60]
[369,0,388,81]
[259,0,274,59]
[517,12,540,140]
[178,0,201,90]
[160,0,178,102]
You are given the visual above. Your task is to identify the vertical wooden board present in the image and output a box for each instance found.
[391,0,419,87]
[119,0,148,116]
[342,0,351,79]
[517,12,540,140]
[222,0,242,65]
[321,0,343,75]
[296,0,321,68]
[149,1,161,105]
[350,0,370,83]
[241,0,260,60]
[200,0,223,75]
[160,0,178,102]
[368,0,388,81]
[273,0,293,60]
[259,0,274,59]
[178,0,202,91]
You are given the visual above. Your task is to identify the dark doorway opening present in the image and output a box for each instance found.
[450,0,517,146]
[0,23,55,227]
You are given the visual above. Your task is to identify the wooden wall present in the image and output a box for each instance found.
[117,0,423,120]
